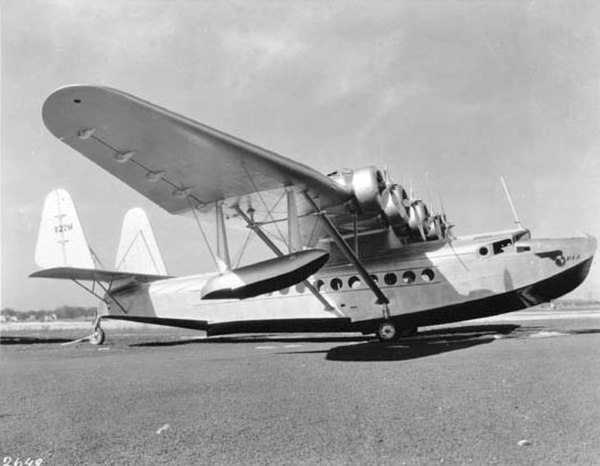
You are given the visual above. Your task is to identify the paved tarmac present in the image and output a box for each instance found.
[1,311,599,465]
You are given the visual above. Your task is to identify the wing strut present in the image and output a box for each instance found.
[286,187,301,253]
[231,204,336,312]
[215,202,231,273]
[71,277,128,314]
[302,192,390,310]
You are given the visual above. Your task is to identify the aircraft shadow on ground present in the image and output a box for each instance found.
[131,335,371,347]
[133,324,526,348]
[0,336,74,345]
[280,324,524,362]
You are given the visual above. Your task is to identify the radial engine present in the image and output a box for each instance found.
[328,166,450,241]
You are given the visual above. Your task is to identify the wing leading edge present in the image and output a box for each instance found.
[42,85,353,215]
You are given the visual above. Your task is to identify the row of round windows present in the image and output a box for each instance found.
[276,269,436,295]
[313,268,436,292]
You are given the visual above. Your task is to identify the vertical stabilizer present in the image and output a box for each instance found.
[115,208,167,275]
[35,189,95,269]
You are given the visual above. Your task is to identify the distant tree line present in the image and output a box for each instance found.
[540,299,600,309]
[1,306,96,321]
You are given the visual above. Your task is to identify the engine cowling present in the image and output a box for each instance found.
[351,166,385,213]
[382,183,410,230]
[329,165,447,241]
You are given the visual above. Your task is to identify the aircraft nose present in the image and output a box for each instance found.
[578,235,597,259]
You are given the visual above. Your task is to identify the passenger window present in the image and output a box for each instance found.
[295,282,305,293]
[330,278,343,291]
[348,276,361,289]
[421,269,435,282]
[314,279,324,291]
[384,273,397,285]
[279,287,290,295]
[479,246,489,257]
[370,274,379,283]
[402,271,416,284]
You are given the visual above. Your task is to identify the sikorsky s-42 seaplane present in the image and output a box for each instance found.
[32,85,597,345]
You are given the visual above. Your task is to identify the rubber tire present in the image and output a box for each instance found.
[376,320,399,344]
[89,328,105,346]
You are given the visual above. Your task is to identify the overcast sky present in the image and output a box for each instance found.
[2,0,599,310]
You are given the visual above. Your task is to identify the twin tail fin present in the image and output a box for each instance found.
[32,189,169,282]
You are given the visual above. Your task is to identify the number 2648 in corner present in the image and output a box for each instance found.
[3,457,43,466]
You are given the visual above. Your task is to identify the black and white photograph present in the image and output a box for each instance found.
[2,1,599,464]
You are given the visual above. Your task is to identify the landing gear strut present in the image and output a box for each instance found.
[89,315,105,345]
[89,327,105,345]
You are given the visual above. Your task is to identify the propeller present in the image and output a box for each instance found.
[380,169,452,242]
[379,168,410,230]
[437,194,455,240]
[407,199,428,241]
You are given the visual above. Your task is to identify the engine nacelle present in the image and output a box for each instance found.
[382,183,409,229]
[351,166,385,213]
[328,165,447,241]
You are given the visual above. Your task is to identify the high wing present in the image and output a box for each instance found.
[42,86,353,218]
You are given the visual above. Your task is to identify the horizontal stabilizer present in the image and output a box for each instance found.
[29,266,169,283]
[201,249,329,300]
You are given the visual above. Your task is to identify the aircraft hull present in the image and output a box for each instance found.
[101,234,596,336]
[104,255,593,335]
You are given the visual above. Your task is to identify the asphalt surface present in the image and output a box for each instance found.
[1,311,599,465]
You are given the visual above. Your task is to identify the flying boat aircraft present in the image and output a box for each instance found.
[31,85,597,345]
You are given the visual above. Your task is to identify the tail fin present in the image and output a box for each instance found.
[35,189,95,269]
[115,208,167,275]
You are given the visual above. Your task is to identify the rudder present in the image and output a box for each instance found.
[35,189,95,269]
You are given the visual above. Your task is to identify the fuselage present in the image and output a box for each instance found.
[101,229,596,336]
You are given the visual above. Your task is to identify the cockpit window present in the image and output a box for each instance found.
[492,238,513,255]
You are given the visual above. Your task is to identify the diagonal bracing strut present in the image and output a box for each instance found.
[231,204,335,312]
[302,191,390,308]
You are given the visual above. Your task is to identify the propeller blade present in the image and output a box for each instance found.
[417,222,427,242]
[409,203,427,241]
[434,216,443,239]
